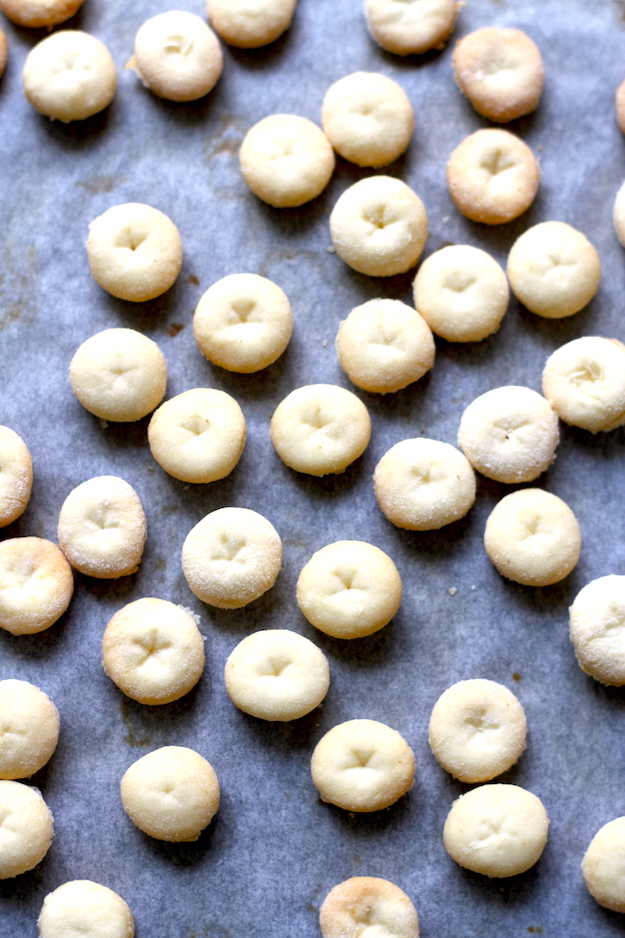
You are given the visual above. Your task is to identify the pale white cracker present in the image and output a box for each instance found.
[207,0,297,49]
[365,0,457,56]
[0,680,60,780]
[330,175,428,277]
[484,488,581,587]
[373,438,476,531]
[443,783,549,877]
[569,575,625,686]
[428,679,527,783]
[0,537,73,635]
[311,718,415,812]
[224,629,330,721]
[542,336,625,433]
[270,384,371,476]
[182,507,282,609]
[336,298,435,394]
[412,245,509,343]
[87,203,183,303]
[0,780,54,879]
[296,540,402,639]
[322,72,414,168]
[38,880,135,938]
[193,273,292,373]
[0,426,32,528]
[120,746,219,842]
[148,388,246,484]
[102,598,205,705]
[57,476,147,579]
[319,877,419,938]
[582,817,625,913]
[23,31,116,122]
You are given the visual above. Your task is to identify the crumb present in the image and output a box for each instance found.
[99,418,109,429]
[327,245,336,254]
[322,340,328,347]
[449,587,457,596]
[471,584,476,590]
[188,274,200,286]
[168,323,185,337]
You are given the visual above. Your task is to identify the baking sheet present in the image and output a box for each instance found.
[2,0,625,934]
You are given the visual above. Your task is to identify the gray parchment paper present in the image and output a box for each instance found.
[2,0,625,935]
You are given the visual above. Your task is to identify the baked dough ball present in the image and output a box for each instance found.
[330,176,428,277]
[0,780,53,879]
[583,817,625,912]
[224,629,329,720]
[70,328,167,422]
[447,129,540,225]
[38,880,134,938]
[365,0,457,56]
[148,388,246,484]
[207,0,297,49]
[120,746,219,842]
[23,32,116,123]
[296,540,402,639]
[0,426,32,527]
[452,28,544,123]
[457,386,559,484]
[87,203,183,303]
[193,273,292,373]
[617,80,625,135]
[569,575,625,686]
[182,507,282,609]
[0,0,82,27]
[102,598,205,705]
[239,115,335,208]
[58,476,147,579]
[311,719,414,813]
[428,679,526,783]
[413,245,509,343]
[0,538,73,635]
[270,384,371,476]
[321,72,414,168]
[443,784,549,877]
[484,488,581,587]
[542,337,625,433]
[507,221,601,319]
[0,29,7,78]
[131,12,222,103]
[0,680,59,779]
[374,438,476,531]
[614,181,625,247]
[336,299,435,394]
[320,877,419,938]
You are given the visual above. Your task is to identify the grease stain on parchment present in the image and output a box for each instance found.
[120,699,153,747]
[0,241,39,332]
[76,175,128,194]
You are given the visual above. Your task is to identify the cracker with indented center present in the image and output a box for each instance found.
[240,114,334,208]
[413,245,509,342]
[311,718,415,812]
[182,507,282,609]
[23,31,116,122]
[0,29,7,76]
[0,426,32,528]
[322,72,414,168]
[0,680,59,780]
[583,817,625,912]
[447,129,539,225]
[453,28,544,123]
[320,877,419,938]
[617,80,625,135]
[330,175,428,277]
[87,203,183,302]
[458,386,559,484]
[148,388,246,484]
[374,438,476,531]
[70,328,167,422]
[0,780,54,879]
[365,0,457,56]
[58,476,147,579]
[120,746,219,842]
[569,575,625,686]
[207,0,297,48]
[130,11,222,102]
[296,540,402,639]
[542,337,625,433]
[614,181,625,247]
[443,783,549,877]
[194,274,292,373]
[0,0,82,27]
[270,384,371,476]
[102,598,205,705]
[38,880,135,938]
[336,298,435,394]
[429,679,526,783]
[484,488,581,587]
[225,629,330,721]
[507,221,601,319]
[0,538,73,635]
